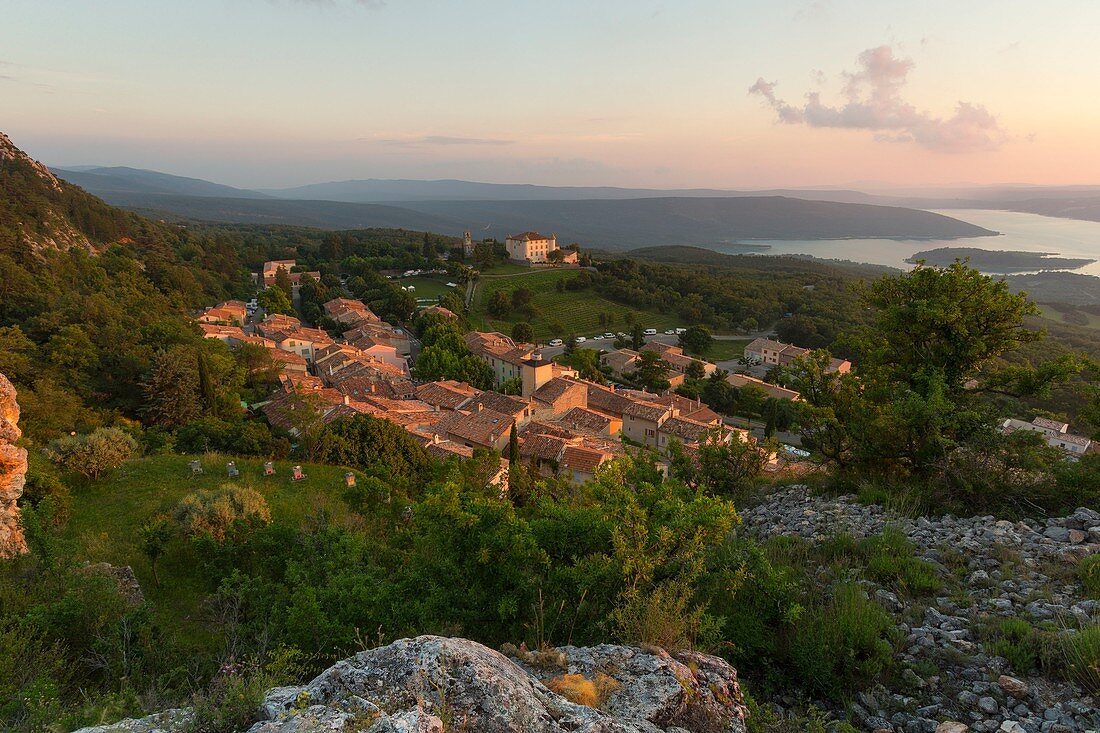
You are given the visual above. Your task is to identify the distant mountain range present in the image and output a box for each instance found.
[49,166,1000,249]
[52,166,273,200]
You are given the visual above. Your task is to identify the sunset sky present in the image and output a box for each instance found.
[3,0,1098,189]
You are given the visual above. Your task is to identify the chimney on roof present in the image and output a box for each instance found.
[343,395,350,405]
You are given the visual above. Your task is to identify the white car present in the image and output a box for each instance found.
[592,335,603,340]
[664,329,676,335]
[644,328,657,336]
[617,332,628,338]
[548,338,563,347]
[575,336,587,343]
[603,332,615,339]
[675,328,686,335]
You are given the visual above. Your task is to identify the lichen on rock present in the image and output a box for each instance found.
[73,636,748,733]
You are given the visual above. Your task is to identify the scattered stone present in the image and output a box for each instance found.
[998,675,1029,699]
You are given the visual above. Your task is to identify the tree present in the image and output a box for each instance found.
[547,249,565,264]
[500,376,523,395]
[273,266,293,299]
[488,290,511,318]
[143,347,201,428]
[511,321,534,344]
[695,436,765,498]
[314,414,433,486]
[511,287,533,310]
[258,286,294,316]
[631,351,671,392]
[631,324,645,350]
[45,427,137,480]
[508,423,519,465]
[678,325,713,356]
[137,516,173,587]
[791,263,1078,498]
[685,360,706,381]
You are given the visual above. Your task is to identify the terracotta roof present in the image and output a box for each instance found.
[645,393,723,424]
[267,348,308,366]
[585,384,634,416]
[602,349,639,374]
[416,380,479,410]
[621,400,671,422]
[470,391,531,417]
[507,231,555,242]
[745,337,788,354]
[1032,417,1069,432]
[1056,433,1091,447]
[557,407,619,434]
[519,433,569,461]
[521,421,577,439]
[641,341,681,355]
[425,439,475,460]
[199,323,245,340]
[560,445,610,474]
[436,408,514,447]
[659,416,720,444]
[423,305,458,319]
[531,377,585,406]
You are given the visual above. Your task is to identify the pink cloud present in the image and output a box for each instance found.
[750,46,1008,153]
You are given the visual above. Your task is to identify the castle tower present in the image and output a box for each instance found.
[463,231,474,257]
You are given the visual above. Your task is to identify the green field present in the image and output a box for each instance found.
[703,338,751,362]
[470,269,681,340]
[64,454,363,646]
[399,276,457,302]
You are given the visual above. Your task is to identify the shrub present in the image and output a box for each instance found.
[44,427,137,480]
[790,584,894,701]
[544,673,619,708]
[173,485,271,541]
[859,528,941,597]
[1057,623,1100,695]
[610,579,710,653]
[983,617,1040,674]
[1079,555,1100,599]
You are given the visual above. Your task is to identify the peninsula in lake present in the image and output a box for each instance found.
[906,247,1096,272]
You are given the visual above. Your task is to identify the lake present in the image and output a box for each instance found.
[719,209,1100,277]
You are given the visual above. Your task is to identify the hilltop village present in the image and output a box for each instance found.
[197,256,798,489]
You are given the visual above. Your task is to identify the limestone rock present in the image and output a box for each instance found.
[0,372,28,558]
[997,674,1029,699]
[79,636,747,733]
[935,723,969,733]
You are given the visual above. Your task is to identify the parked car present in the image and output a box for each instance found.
[548,338,563,347]
[575,336,587,343]
[592,335,604,340]
[644,328,657,336]
[674,327,686,334]
[617,332,628,338]
[664,329,676,335]
[603,332,615,339]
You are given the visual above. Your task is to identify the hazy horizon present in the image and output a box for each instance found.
[6,0,1100,189]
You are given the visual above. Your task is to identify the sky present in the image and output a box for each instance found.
[2,0,1099,189]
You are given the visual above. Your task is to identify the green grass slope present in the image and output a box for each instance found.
[469,269,681,340]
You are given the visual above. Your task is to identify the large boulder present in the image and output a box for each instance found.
[0,372,28,558]
[76,636,747,733]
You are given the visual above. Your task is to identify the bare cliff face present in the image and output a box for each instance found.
[0,372,28,558]
[74,635,748,733]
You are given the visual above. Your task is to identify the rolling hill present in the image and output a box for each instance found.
[52,165,272,199]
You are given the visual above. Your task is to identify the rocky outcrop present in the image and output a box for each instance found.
[742,487,1100,733]
[0,372,28,558]
[76,636,747,733]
